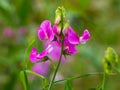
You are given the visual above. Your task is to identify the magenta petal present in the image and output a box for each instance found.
[53,25,58,35]
[30,46,51,63]
[32,61,50,76]
[47,41,65,63]
[64,37,78,55]
[40,20,51,30]
[68,27,80,44]
[67,44,77,54]
[80,29,90,44]
[38,28,46,40]
[30,47,41,63]
[38,20,54,41]
[39,49,48,58]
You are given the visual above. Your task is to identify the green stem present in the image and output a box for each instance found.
[96,72,106,90]
[23,70,29,90]
[25,70,45,79]
[101,73,106,89]
[25,70,47,90]
[48,6,64,90]
[48,39,64,90]
[54,72,103,84]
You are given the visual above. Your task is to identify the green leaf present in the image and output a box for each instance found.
[19,71,29,90]
[54,72,103,84]
[25,70,45,79]
[64,80,73,90]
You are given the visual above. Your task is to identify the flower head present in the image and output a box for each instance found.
[30,7,91,76]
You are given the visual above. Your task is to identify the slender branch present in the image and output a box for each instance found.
[48,7,64,90]
[54,72,103,84]
[96,72,107,89]
[48,39,64,90]
[25,70,46,79]
[23,71,29,90]
[25,70,47,90]
[101,73,106,89]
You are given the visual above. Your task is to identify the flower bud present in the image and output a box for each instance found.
[54,6,69,35]
[103,47,118,74]
[54,6,66,25]
[105,47,118,64]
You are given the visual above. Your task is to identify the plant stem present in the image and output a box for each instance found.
[23,70,29,90]
[101,72,106,89]
[48,39,64,90]
[48,6,64,90]
[54,72,103,84]
[96,72,107,90]
[25,70,45,79]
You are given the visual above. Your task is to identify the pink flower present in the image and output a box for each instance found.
[30,20,90,63]
[30,41,65,63]
[64,37,78,55]
[18,27,26,35]
[38,20,54,41]
[80,29,90,44]
[68,27,80,44]
[30,20,91,71]
[47,41,65,63]
[30,45,53,63]
[32,61,50,76]
[3,28,14,38]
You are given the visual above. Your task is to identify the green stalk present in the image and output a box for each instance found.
[25,70,47,90]
[48,7,64,90]
[23,70,29,90]
[54,72,103,84]
[48,39,64,90]
[96,72,107,90]
[101,72,106,89]
[25,70,45,79]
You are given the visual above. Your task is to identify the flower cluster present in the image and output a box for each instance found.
[30,20,90,62]
[30,7,90,76]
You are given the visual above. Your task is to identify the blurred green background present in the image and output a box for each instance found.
[0,0,120,90]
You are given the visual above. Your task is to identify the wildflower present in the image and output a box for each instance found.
[30,45,53,63]
[3,27,14,38]
[38,20,54,41]
[47,41,65,63]
[80,29,91,44]
[30,7,91,77]
[68,27,80,44]
[30,41,65,63]
[18,27,26,35]
[64,36,78,55]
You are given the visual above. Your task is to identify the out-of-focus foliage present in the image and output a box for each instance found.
[0,0,120,90]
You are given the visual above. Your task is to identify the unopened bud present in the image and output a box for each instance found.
[103,47,118,74]
[54,6,69,35]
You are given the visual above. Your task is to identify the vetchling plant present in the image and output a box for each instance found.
[20,6,120,90]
